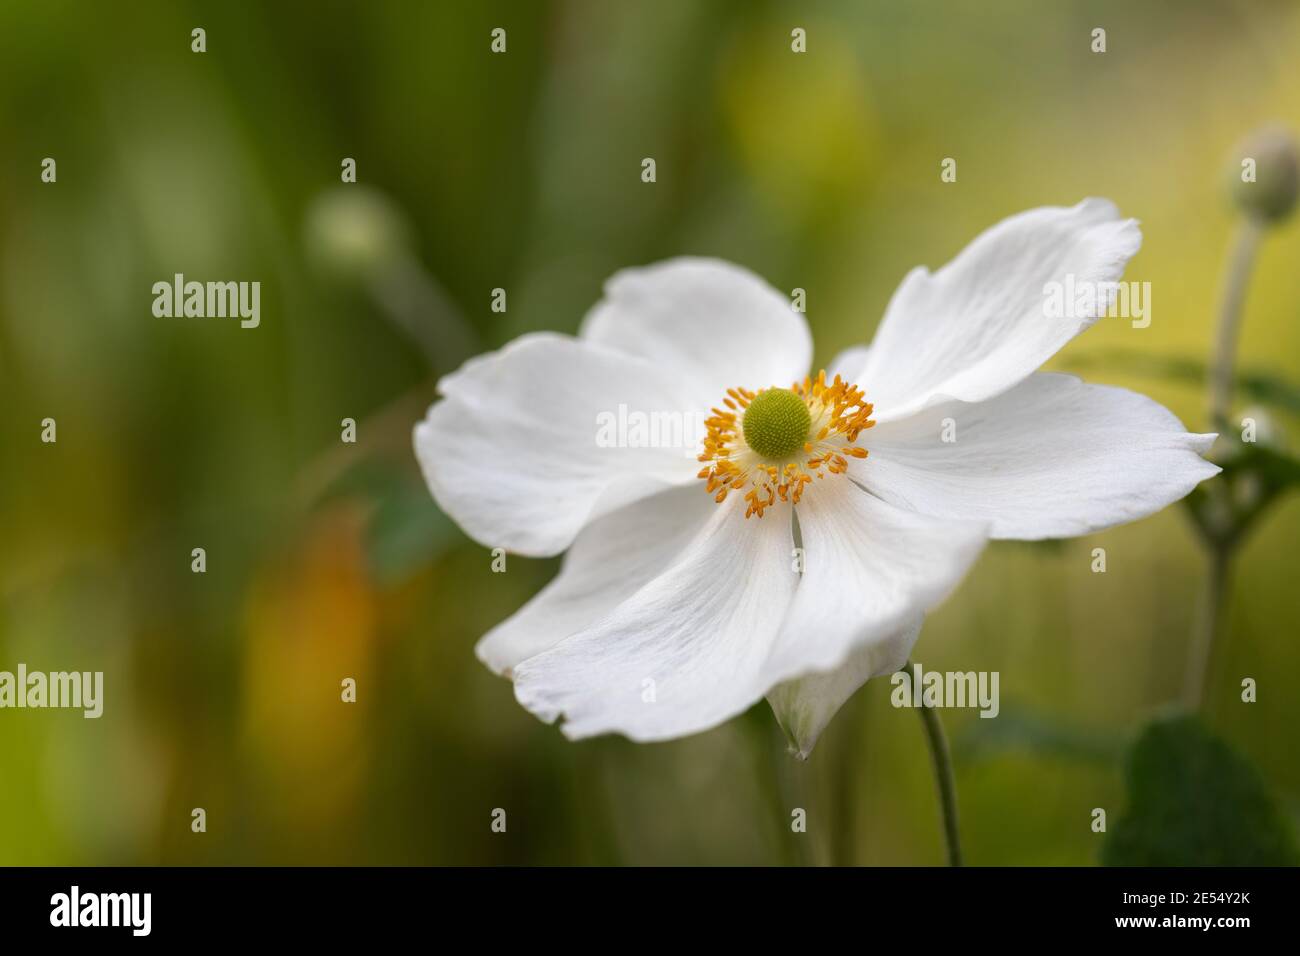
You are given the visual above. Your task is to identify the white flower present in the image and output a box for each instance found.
[414,199,1219,757]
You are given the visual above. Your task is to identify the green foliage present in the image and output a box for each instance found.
[323,460,459,584]
[1184,437,1300,547]
[1103,715,1300,866]
[954,707,1120,765]
[1065,350,1300,417]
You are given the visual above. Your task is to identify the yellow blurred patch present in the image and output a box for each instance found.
[718,21,880,224]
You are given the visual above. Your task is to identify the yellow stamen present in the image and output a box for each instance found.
[697,371,875,518]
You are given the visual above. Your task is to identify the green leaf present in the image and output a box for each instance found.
[1102,714,1300,866]
[319,459,461,584]
[366,477,459,584]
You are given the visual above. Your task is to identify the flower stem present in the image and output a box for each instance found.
[1185,546,1230,710]
[1208,219,1262,429]
[1187,217,1261,709]
[907,662,963,866]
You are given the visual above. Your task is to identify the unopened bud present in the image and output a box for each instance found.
[1230,126,1298,223]
[304,186,413,281]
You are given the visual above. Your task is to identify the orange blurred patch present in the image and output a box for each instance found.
[240,502,377,846]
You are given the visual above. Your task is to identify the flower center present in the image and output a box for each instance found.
[697,371,875,518]
[741,388,812,461]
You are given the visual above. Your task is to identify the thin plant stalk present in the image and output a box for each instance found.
[1186,218,1262,709]
[906,661,963,866]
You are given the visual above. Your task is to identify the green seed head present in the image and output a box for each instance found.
[743,388,812,462]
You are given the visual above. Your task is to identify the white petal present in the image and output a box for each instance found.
[476,484,714,675]
[580,258,812,403]
[857,373,1220,539]
[764,477,986,685]
[414,332,702,557]
[827,344,871,382]
[763,478,985,760]
[860,199,1142,421]
[768,618,922,760]
[512,498,798,742]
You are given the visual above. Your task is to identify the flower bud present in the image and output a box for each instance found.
[304,186,413,282]
[1229,126,1298,223]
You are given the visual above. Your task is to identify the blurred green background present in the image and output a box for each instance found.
[1,0,1298,865]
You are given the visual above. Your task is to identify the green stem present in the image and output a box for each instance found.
[1185,547,1229,710]
[907,662,963,866]
[1208,219,1262,430]
[1189,218,1261,710]
[751,716,802,866]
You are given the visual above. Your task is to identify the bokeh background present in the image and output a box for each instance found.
[1,0,1298,865]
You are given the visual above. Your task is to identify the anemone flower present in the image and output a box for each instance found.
[414,199,1218,758]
